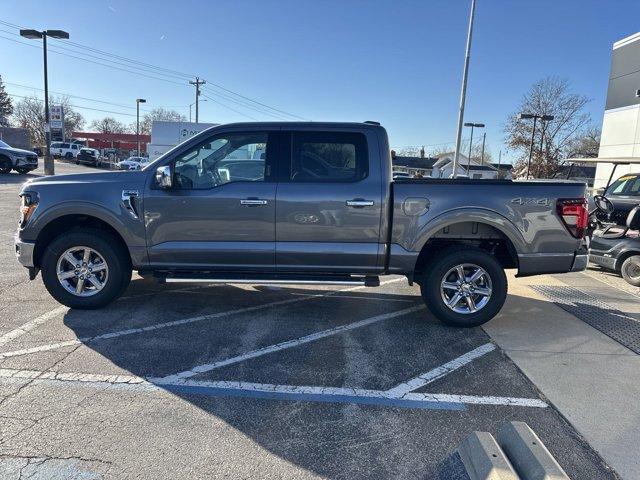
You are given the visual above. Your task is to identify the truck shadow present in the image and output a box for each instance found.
[59,282,603,479]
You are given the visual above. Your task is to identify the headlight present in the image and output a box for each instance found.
[19,192,38,227]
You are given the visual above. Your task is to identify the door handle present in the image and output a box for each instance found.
[240,198,268,206]
[346,199,374,208]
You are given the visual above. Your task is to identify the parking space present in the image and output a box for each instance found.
[0,164,617,479]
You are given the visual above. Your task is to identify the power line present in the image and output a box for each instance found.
[0,19,195,80]
[202,86,293,120]
[0,19,309,122]
[0,34,186,87]
[5,81,153,113]
[201,94,260,121]
[8,93,137,117]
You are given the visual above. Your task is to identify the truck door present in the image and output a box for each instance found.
[144,130,279,270]
[275,129,383,272]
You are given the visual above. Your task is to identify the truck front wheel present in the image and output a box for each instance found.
[420,247,507,328]
[41,228,131,309]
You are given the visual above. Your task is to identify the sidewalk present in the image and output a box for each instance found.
[484,271,640,480]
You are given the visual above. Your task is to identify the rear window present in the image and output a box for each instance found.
[607,175,640,195]
[289,131,368,182]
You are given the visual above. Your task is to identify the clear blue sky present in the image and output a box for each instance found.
[1,0,639,163]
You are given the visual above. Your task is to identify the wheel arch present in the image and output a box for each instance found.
[412,210,524,281]
[33,212,132,269]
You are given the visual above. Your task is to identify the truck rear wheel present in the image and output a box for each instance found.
[41,228,131,309]
[420,247,507,328]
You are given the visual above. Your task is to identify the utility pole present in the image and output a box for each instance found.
[189,77,206,123]
[480,132,486,165]
[452,0,477,178]
[136,98,146,156]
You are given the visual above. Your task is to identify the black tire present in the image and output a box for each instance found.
[65,152,73,159]
[41,228,132,309]
[14,168,29,174]
[0,156,12,174]
[621,255,640,287]
[420,247,507,328]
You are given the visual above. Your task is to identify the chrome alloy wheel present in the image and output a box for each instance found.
[440,263,492,314]
[56,246,109,297]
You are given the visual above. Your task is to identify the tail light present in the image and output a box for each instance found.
[557,198,588,238]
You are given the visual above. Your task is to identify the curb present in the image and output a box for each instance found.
[497,421,569,480]
[457,431,519,480]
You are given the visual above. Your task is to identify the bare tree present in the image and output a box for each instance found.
[90,117,129,134]
[565,126,601,158]
[504,76,592,178]
[134,108,187,135]
[11,95,85,145]
[0,75,12,127]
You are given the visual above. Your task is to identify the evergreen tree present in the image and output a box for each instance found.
[0,75,13,127]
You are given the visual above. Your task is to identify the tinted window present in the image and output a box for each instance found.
[61,143,70,148]
[607,175,639,195]
[290,132,368,182]
[173,132,271,190]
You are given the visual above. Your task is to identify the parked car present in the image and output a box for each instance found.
[76,148,102,167]
[14,122,588,327]
[393,171,412,179]
[50,142,81,160]
[592,173,640,226]
[32,146,43,157]
[116,156,149,170]
[0,139,38,174]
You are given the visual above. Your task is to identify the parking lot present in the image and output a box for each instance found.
[0,163,626,479]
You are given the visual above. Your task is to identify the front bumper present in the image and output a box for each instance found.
[14,236,35,267]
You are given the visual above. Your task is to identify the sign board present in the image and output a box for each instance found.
[150,121,218,147]
[50,105,65,141]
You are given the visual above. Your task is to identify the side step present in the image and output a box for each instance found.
[156,272,380,287]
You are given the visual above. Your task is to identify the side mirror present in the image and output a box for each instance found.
[155,165,173,189]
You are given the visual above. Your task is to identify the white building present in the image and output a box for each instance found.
[430,152,501,179]
[147,121,218,161]
[593,32,640,188]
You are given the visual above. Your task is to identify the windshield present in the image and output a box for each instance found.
[0,140,10,148]
[606,174,640,196]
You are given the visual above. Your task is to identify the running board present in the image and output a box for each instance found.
[157,272,380,287]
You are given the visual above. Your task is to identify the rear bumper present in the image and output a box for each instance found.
[517,246,589,277]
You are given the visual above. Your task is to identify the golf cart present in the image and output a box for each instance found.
[566,157,640,286]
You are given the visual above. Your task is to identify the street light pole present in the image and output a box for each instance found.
[480,132,486,165]
[464,122,484,174]
[42,33,51,175]
[520,113,553,178]
[20,28,69,175]
[136,98,146,156]
[452,0,477,178]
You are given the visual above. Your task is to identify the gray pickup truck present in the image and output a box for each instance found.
[15,122,588,327]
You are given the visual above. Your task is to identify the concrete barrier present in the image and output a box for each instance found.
[497,421,569,480]
[457,431,519,480]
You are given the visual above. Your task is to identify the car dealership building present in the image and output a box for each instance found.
[593,32,640,188]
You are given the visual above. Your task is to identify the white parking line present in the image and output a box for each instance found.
[158,304,425,382]
[0,306,67,347]
[0,278,407,360]
[385,343,496,397]
[0,368,548,409]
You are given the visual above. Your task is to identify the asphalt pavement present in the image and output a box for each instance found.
[0,162,617,479]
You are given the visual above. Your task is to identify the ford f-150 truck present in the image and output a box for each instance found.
[15,122,589,327]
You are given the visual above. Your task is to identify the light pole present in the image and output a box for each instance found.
[20,28,70,176]
[189,98,207,123]
[463,122,484,173]
[480,132,486,165]
[452,0,477,178]
[136,98,146,155]
[520,113,554,178]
